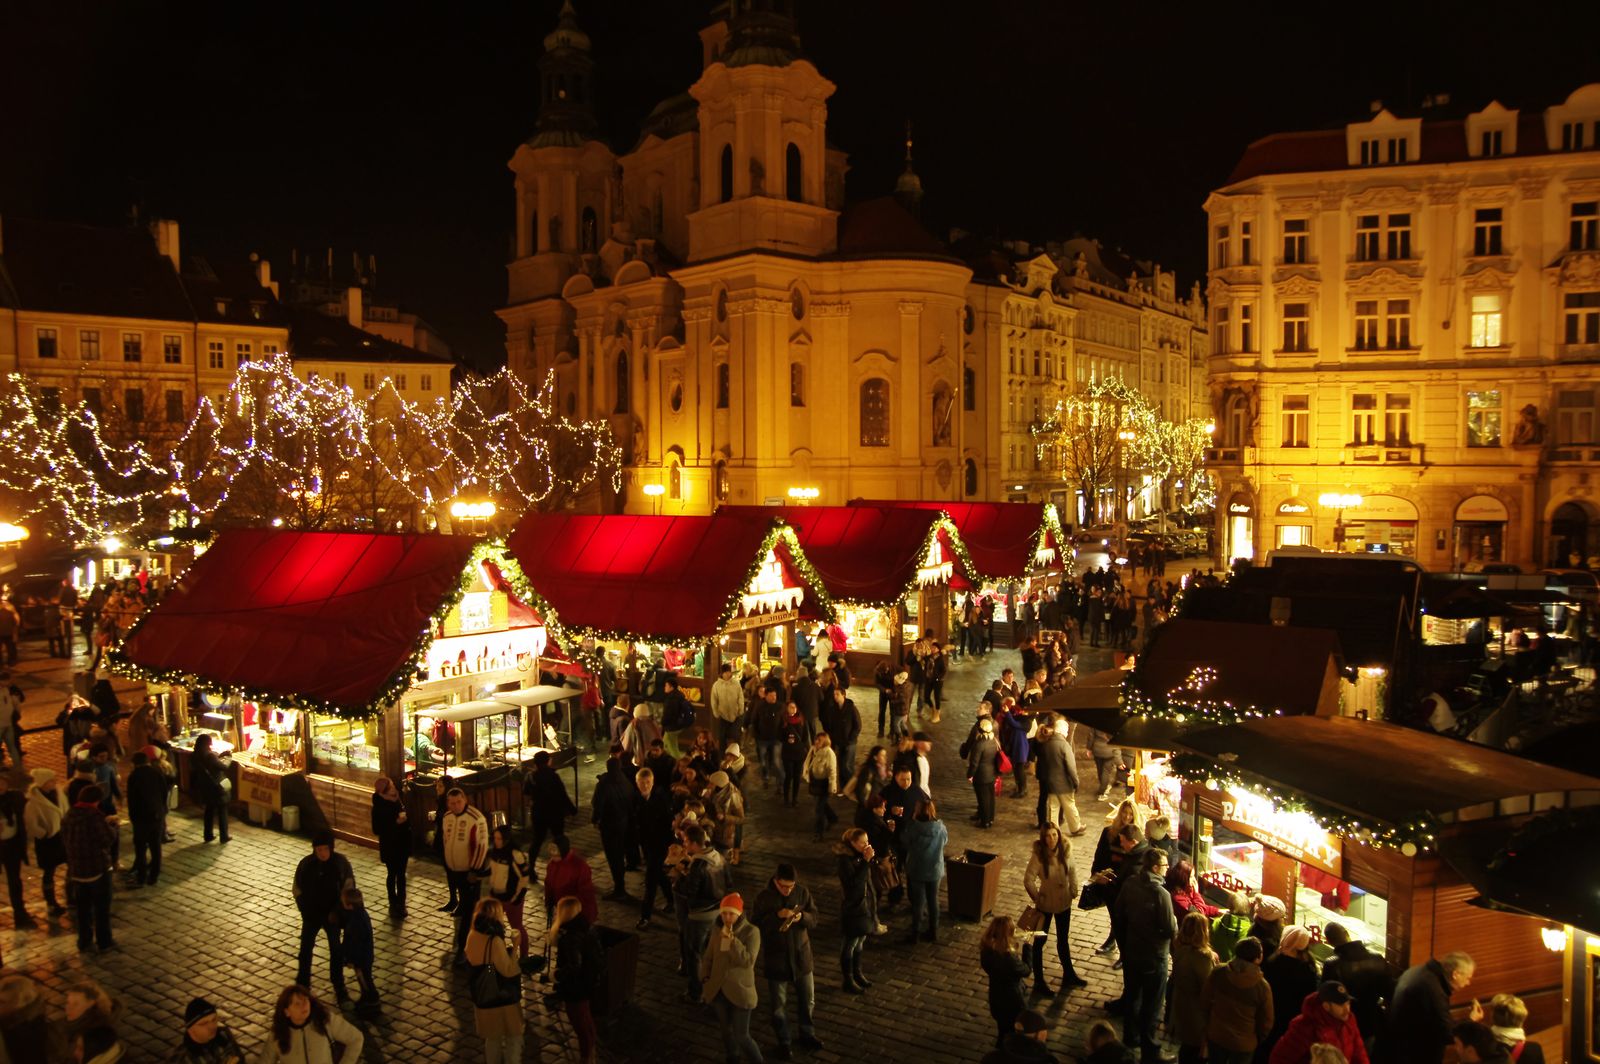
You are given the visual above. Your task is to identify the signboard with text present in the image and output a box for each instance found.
[424,626,547,684]
[238,764,284,812]
[1219,787,1343,878]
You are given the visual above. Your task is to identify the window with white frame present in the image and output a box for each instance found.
[1214,306,1230,354]
[334,371,347,388]
[421,373,433,392]
[1572,202,1599,252]
[1558,388,1597,445]
[1480,129,1503,157]
[1473,208,1503,256]
[1385,298,1412,349]
[79,330,100,361]
[207,340,225,369]
[1282,218,1309,264]
[1281,302,1310,352]
[1281,394,1310,447]
[163,334,182,364]
[122,332,142,362]
[1355,215,1381,260]
[1562,122,1587,151]
[362,372,376,391]
[165,390,185,424]
[396,374,407,390]
[1566,292,1600,345]
[1214,224,1230,269]
[36,327,57,358]
[1386,214,1412,260]
[1351,393,1377,444]
[1354,300,1380,350]
[1240,220,1253,265]
[1239,303,1254,353]
[1469,293,1504,348]
[235,341,251,367]
[1384,394,1411,446]
[1466,389,1502,447]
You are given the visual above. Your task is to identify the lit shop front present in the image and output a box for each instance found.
[1453,494,1509,569]
[1339,494,1418,556]
[1224,493,1255,563]
[1274,498,1313,548]
[114,529,564,845]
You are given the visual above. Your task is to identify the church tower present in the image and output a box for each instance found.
[685,0,839,262]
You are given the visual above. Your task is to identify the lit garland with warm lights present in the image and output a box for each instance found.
[1120,669,1285,728]
[1165,752,1438,855]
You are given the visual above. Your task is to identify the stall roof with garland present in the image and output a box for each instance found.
[719,504,969,608]
[847,499,1065,582]
[1128,619,1344,723]
[112,529,483,717]
[504,512,834,647]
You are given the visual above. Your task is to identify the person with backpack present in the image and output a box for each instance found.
[660,675,696,758]
[550,894,603,1064]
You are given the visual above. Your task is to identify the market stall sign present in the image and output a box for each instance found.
[1220,787,1343,877]
[739,549,805,616]
[918,538,954,586]
[424,625,548,683]
[237,763,284,812]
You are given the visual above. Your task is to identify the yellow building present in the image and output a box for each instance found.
[1205,85,1600,569]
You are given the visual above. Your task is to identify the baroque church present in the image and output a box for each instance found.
[497,0,978,513]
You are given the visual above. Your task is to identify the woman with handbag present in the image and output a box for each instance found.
[801,732,838,841]
[979,916,1031,1049]
[834,827,877,995]
[965,718,1002,829]
[485,825,532,961]
[463,897,524,1064]
[370,777,411,918]
[1022,822,1087,996]
[191,734,230,845]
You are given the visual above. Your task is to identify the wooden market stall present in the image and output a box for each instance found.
[721,505,975,683]
[503,512,833,728]
[112,529,561,847]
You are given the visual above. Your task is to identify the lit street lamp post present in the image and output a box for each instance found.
[641,481,665,515]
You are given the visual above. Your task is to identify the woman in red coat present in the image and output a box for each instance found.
[1165,859,1221,919]
[543,834,599,926]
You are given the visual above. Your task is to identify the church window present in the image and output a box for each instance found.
[581,207,598,253]
[790,363,806,407]
[860,379,890,447]
[669,459,683,500]
[719,145,734,203]
[785,143,803,202]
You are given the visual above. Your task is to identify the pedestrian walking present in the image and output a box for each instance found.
[190,734,231,844]
[258,985,363,1064]
[440,787,490,963]
[1168,911,1218,1064]
[1036,713,1082,835]
[0,773,35,929]
[630,767,675,931]
[1203,937,1274,1064]
[700,892,764,1064]
[1111,847,1177,1063]
[802,733,838,841]
[125,747,169,886]
[710,662,745,751]
[292,831,354,1003]
[524,749,578,861]
[549,894,604,1064]
[752,688,783,787]
[777,702,808,807]
[996,704,1033,799]
[169,996,246,1063]
[842,745,888,810]
[1268,981,1369,1064]
[980,916,1032,1049]
[888,670,913,741]
[340,888,378,1013]
[485,824,532,961]
[370,776,411,917]
[591,748,634,899]
[900,797,947,944]
[872,660,893,736]
[967,717,1002,829]
[820,687,860,783]
[752,863,823,1058]
[23,767,68,916]
[0,678,23,768]
[1378,951,1479,1064]
[1022,822,1086,995]
[834,827,877,996]
[704,769,745,864]
[63,783,116,953]
[924,645,947,723]
[621,703,661,769]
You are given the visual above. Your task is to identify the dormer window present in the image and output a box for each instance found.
[214,300,228,315]
[1467,101,1518,158]
[1481,129,1503,156]
[1545,84,1600,157]
[1346,110,1420,167]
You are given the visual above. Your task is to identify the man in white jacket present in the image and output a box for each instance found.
[439,787,488,965]
[709,663,745,751]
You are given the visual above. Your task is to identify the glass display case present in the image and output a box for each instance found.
[307,712,381,779]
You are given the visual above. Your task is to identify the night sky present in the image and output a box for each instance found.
[4,2,1598,369]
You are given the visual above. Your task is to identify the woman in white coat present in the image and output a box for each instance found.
[1022,822,1088,996]
[255,985,363,1064]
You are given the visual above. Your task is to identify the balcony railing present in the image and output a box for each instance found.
[1345,442,1422,464]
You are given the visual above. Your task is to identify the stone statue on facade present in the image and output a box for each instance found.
[1511,403,1547,446]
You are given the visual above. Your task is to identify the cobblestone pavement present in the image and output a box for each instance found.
[3,636,1134,1062]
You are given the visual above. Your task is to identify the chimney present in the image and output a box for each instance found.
[255,256,277,298]
[698,19,728,69]
[149,218,181,272]
[346,285,363,329]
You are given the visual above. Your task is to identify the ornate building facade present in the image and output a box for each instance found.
[1205,85,1600,569]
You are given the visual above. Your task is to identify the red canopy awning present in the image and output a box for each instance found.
[719,505,962,606]
[505,512,831,646]
[115,529,481,716]
[848,499,1064,581]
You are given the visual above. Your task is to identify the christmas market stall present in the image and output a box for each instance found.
[112,529,558,845]
[503,512,833,728]
[721,504,974,681]
[851,499,1068,646]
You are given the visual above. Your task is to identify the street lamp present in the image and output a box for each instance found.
[1317,492,1362,552]
[449,499,497,535]
[0,522,28,547]
[641,482,666,515]
[1116,428,1137,527]
[786,486,821,504]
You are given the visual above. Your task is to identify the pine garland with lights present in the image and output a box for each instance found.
[1120,668,1285,728]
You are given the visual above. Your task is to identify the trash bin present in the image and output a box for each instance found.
[944,849,1003,922]
[591,925,640,1018]
[282,805,301,833]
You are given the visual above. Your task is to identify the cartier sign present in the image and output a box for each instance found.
[1220,787,1343,878]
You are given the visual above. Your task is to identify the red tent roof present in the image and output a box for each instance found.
[115,529,481,715]
[720,505,959,606]
[505,513,830,645]
[848,500,1063,581]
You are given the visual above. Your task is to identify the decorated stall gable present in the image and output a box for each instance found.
[848,499,1070,583]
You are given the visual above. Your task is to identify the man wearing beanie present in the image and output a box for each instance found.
[172,997,245,1062]
[292,831,356,1003]
[700,892,763,1063]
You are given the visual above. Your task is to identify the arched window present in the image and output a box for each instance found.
[1225,393,1249,447]
[964,457,979,497]
[860,379,890,447]
[963,364,976,411]
[785,143,803,202]
[668,459,683,500]
[614,352,630,414]
[789,363,805,407]
[719,145,734,203]
[581,207,598,253]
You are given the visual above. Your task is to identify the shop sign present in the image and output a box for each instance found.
[1344,495,1419,522]
[1220,787,1343,877]
[1227,494,1254,517]
[237,763,283,812]
[1276,500,1310,515]
[1455,494,1508,522]
[740,549,804,616]
[424,626,547,683]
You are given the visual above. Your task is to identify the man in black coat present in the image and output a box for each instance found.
[792,666,822,741]
[524,749,578,861]
[1110,847,1176,1064]
[292,831,356,1003]
[1321,921,1395,1043]
[1035,715,1082,835]
[590,746,634,901]
[820,687,861,783]
[751,862,823,1055]
[629,766,675,931]
[1379,951,1479,1064]
[125,748,170,886]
